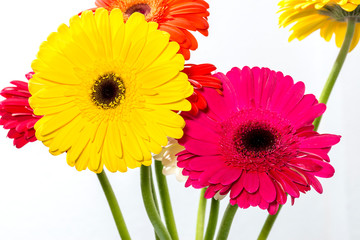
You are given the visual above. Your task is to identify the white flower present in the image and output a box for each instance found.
[154,138,188,182]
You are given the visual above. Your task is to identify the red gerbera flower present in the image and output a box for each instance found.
[183,63,222,115]
[91,0,210,60]
[0,72,41,148]
[177,66,340,214]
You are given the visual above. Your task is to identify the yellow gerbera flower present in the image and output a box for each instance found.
[279,0,360,51]
[29,8,193,173]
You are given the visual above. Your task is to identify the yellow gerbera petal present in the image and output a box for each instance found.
[279,0,360,51]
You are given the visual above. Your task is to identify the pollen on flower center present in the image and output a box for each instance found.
[237,128,276,152]
[125,3,151,16]
[91,73,126,109]
[218,108,299,171]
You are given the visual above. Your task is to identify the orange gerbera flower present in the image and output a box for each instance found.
[91,0,210,60]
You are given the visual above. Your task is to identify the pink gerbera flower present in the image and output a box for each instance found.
[0,72,41,148]
[177,66,341,214]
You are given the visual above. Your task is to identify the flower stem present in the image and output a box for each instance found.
[204,198,220,240]
[97,171,131,240]
[195,188,207,240]
[150,168,161,214]
[313,17,356,130]
[154,160,179,240]
[215,203,238,240]
[257,205,283,240]
[140,165,172,240]
[150,168,161,240]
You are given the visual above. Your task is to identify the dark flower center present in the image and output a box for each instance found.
[319,4,360,22]
[91,73,125,109]
[239,128,276,152]
[125,4,151,16]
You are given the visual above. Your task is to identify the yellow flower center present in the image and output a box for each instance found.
[91,73,126,109]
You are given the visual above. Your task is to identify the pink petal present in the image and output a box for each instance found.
[268,74,293,112]
[243,171,260,193]
[230,172,245,199]
[176,150,195,161]
[204,185,221,199]
[274,81,305,114]
[300,134,341,148]
[226,67,249,109]
[209,167,232,184]
[237,191,250,209]
[219,168,242,185]
[270,170,300,198]
[242,67,256,108]
[259,70,277,109]
[198,164,226,186]
[268,202,280,215]
[300,148,331,162]
[184,119,219,143]
[249,67,262,108]
[248,192,261,207]
[293,104,326,128]
[259,172,276,203]
[189,156,222,171]
[288,158,324,172]
[306,174,323,193]
[185,178,195,187]
[274,181,287,205]
[259,199,269,210]
[184,139,219,156]
[286,94,317,122]
[216,72,240,112]
[281,167,308,186]
[311,160,335,178]
[220,184,232,195]
[202,87,229,120]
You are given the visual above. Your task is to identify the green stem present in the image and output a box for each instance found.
[154,160,179,240]
[204,198,220,240]
[97,171,131,240]
[313,17,356,130]
[195,188,208,240]
[151,168,161,214]
[257,205,283,240]
[215,204,238,240]
[150,168,161,240]
[140,165,172,240]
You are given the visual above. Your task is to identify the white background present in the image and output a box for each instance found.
[0,0,359,239]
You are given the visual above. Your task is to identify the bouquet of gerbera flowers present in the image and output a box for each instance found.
[1,0,358,239]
